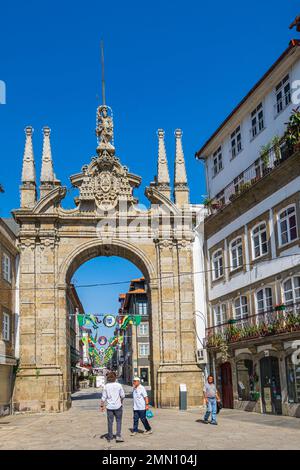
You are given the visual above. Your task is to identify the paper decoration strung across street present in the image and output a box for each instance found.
[120,314,142,330]
[77,314,98,330]
[98,336,107,346]
[103,315,116,328]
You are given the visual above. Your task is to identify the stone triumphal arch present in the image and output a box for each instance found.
[12,105,203,412]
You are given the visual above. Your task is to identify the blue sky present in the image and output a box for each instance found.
[0,0,299,320]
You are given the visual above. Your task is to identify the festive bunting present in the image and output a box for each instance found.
[130,315,142,326]
[120,315,130,330]
[98,336,107,346]
[77,314,98,330]
[103,315,116,328]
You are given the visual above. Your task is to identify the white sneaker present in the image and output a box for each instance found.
[130,432,137,436]
[144,430,153,435]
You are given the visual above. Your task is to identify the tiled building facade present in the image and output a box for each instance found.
[119,278,151,387]
[196,40,300,417]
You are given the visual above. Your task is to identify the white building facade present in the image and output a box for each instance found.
[196,39,300,417]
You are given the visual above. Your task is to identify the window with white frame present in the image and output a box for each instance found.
[138,322,149,336]
[2,252,11,283]
[139,343,150,357]
[275,74,291,115]
[252,222,268,259]
[137,301,147,316]
[212,147,223,176]
[251,103,264,139]
[2,312,10,341]
[256,287,273,314]
[212,249,223,280]
[230,237,243,270]
[214,304,226,326]
[234,296,248,321]
[278,205,298,246]
[283,277,300,305]
[230,126,242,158]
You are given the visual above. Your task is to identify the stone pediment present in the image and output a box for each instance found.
[70,150,141,211]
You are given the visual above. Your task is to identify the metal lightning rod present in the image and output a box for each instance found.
[101,40,106,105]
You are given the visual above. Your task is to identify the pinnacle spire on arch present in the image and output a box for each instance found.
[174,129,189,205]
[21,126,36,184]
[156,129,171,199]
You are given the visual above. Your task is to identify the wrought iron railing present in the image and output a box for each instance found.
[206,136,295,215]
[206,302,300,348]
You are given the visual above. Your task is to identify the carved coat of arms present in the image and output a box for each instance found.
[76,152,137,210]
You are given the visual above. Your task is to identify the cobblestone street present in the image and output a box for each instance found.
[1,386,300,450]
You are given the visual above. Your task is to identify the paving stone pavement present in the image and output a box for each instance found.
[1,386,300,450]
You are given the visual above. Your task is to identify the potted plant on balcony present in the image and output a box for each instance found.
[274,303,286,312]
[204,198,223,212]
[260,143,271,175]
[286,314,300,332]
[284,107,300,152]
[228,324,241,342]
[203,197,213,209]
[272,135,282,167]
[239,182,252,194]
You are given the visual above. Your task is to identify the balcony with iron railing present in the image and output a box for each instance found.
[205,135,296,216]
[205,302,300,348]
[70,345,81,364]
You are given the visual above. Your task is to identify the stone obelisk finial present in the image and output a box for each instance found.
[20,126,37,208]
[156,129,171,199]
[40,127,60,198]
[174,129,189,206]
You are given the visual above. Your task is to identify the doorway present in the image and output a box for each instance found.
[140,367,149,386]
[260,356,282,415]
[220,362,234,408]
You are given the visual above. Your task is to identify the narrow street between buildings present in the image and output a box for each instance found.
[1,386,300,450]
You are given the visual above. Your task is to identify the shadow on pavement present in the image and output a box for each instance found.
[72,392,101,401]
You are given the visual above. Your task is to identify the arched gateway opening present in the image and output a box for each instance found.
[13,104,203,412]
[64,243,155,407]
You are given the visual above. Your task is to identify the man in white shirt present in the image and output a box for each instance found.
[100,371,125,442]
[130,376,152,436]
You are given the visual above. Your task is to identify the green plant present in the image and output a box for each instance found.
[239,182,252,193]
[284,108,300,147]
[219,339,230,363]
[271,135,281,161]
[260,143,271,168]
[203,197,213,208]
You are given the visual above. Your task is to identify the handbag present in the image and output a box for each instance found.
[217,401,223,414]
[146,409,154,419]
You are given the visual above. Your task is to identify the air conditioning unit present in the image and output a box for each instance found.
[197,348,208,364]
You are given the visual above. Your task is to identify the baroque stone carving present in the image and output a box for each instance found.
[96,105,114,153]
[75,152,137,210]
